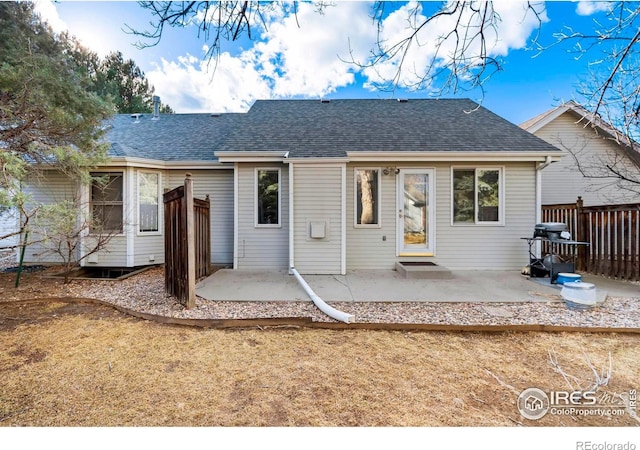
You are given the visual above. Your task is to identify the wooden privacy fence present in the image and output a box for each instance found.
[163,174,211,308]
[542,197,640,281]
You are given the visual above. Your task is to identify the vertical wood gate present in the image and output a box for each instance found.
[163,174,211,308]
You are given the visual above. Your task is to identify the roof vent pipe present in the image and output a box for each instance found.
[152,96,160,120]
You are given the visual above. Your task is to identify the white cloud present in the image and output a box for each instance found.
[147,53,272,113]
[147,2,379,112]
[32,0,68,33]
[249,1,376,97]
[98,1,548,113]
[361,1,548,91]
[575,1,612,16]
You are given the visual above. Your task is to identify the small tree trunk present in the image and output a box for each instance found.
[360,171,374,224]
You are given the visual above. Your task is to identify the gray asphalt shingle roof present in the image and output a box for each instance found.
[105,113,241,161]
[105,98,561,161]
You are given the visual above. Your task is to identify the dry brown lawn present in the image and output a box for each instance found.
[1,298,639,427]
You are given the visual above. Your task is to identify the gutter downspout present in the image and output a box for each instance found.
[535,156,553,223]
[288,155,294,273]
[286,158,354,324]
[535,156,553,258]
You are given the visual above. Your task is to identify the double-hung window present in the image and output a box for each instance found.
[138,172,160,233]
[255,168,280,227]
[90,172,123,233]
[452,168,503,224]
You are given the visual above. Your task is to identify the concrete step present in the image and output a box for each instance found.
[395,262,453,279]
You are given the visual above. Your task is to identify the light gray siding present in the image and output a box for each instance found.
[433,162,536,270]
[84,235,128,266]
[168,169,234,265]
[23,171,79,264]
[346,165,396,269]
[346,162,537,271]
[236,163,289,270]
[293,165,343,274]
[535,112,640,206]
[22,169,130,267]
[0,207,19,250]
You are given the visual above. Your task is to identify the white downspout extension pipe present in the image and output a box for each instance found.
[290,267,355,324]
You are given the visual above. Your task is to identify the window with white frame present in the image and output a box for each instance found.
[255,168,280,226]
[138,172,159,232]
[90,172,123,233]
[355,168,380,227]
[452,168,503,224]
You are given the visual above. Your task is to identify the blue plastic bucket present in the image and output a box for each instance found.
[556,273,581,285]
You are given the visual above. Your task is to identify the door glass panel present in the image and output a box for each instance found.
[403,173,428,246]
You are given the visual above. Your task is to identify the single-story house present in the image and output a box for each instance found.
[521,101,640,206]
[20,98,565,274]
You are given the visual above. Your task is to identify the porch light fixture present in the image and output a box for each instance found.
[383,167,399,176]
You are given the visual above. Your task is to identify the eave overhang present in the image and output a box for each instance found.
[346,151,564,163]
[214,151,289,163]
[103,157,232,170]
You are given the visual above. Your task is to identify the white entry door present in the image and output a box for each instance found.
[397,169,435,256]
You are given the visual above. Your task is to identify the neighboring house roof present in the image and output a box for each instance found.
[104,98,563,163]
[105,113,243,161]
[216,98,562,158]
[520,101,640,169]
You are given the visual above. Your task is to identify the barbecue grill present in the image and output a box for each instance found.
[533,222,570,241]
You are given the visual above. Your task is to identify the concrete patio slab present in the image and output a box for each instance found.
[194,269,617,303]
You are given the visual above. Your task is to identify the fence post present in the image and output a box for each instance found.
[185,174,196,309]
[575,196,586,271]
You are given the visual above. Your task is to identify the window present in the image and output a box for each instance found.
[452,168,503,224]
[256,168,280,226]
[90,172,123,233]
[139,172,159,233]
[355,168,380,227]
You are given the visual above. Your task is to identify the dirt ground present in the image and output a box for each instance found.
[0,269,639,427]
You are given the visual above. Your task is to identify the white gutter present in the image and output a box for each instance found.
[103,157,231,170]
[290,267,355,324]
[347,151,564,162]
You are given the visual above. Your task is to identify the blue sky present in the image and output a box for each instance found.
[35,1,613,124]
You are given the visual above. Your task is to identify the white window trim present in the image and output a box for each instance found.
[353,167,382,228]
[254,167,282,228]
[451,166,505,226]
[89,171,126,236]
[137,170,162,236]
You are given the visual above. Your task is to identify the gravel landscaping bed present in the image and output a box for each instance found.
[1,264,638,328]
[5,266,629,329]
